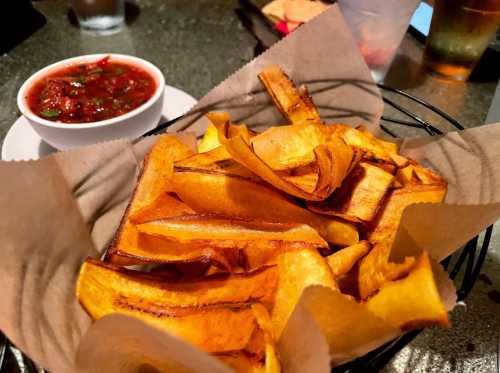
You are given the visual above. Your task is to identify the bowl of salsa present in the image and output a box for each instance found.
[17,54,165,150]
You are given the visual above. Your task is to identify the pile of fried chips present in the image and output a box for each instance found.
[77,65,450,371]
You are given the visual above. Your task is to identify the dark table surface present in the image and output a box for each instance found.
[0,1,499,372]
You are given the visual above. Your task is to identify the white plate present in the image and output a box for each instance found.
[1,85,197,161]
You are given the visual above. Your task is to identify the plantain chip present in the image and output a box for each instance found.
[128,135,195,222]
[198,123,221,153]
[77,258,278,353]
[327,241,371,278]
[106,220,233,269]
[358,241,416,300]
[368,184,447,245]
[129,193,195,224]
[289,285,400,366]
[271,248,337,338]
[215,120,353,200]
[176,146,258,180]
[328,124,406,166]
[308,162,394,223]
[366,251,449,329]
[250,124,327,171]
[172,168,358,246]
[258,65,321,126]
[137,215,328,271]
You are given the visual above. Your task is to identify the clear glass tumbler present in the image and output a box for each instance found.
[71,0,125,35]
[338,0,421,82]
[423,0,500,81]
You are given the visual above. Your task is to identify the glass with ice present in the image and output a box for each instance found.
[71,0,125,35]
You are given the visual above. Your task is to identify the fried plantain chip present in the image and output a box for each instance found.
[366,251,449,329]
[198,123,221,153]
[250,124,327,171]
[172,168,358,246]
[77,259,277,353]
[271,248,337,338]
[368,184,447,245]
[78,258,277,308]
[328,124,406,166]
[128,135,195,222]
[106,220,233,269]
[358,241,416,300]
[290,285,400,366]
[215,120,353,200]
[176,146,258,180]
[137,215,328,271]
[258,65,321,125]
[129,193,195,224]
[327,241,371,278]
[309,162,394,223]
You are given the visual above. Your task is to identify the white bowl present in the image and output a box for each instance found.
[17,54,165,150]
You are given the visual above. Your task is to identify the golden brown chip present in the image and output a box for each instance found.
[129,135,194,222]
[198,123,221,153]
[271,248,337,338]
[76,259,276,353]
[106,220,232,269]
[284,0,329,23]
[328,124,404,165]
[358,241,416,300]
[327,241,371,278]
[250,123,327,171]
[258,65,321,125]
[129,193,195,224]
[216,120,353,200]
[290,285,400,366]
[137,215,328,271]
[172,168,358,246]
[368,184,447,245]
[309,162,394,223]
[366,251,449,329]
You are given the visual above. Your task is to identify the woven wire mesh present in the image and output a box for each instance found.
[0,86,493,373]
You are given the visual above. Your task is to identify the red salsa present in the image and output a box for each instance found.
[26,57,156,123]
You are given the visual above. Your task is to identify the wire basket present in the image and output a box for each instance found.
[0,86,493,373]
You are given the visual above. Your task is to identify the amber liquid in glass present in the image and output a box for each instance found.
[424,0,500,81]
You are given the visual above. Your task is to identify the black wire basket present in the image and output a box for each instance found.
[0,85,493,373]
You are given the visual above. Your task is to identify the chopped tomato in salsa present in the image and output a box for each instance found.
[27,57,156,123]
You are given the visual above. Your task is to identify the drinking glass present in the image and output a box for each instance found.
[423,0,500,81]
[71,0,125,35]
[338,0,421,82]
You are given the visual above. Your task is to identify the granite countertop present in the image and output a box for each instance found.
[0,1,499,372]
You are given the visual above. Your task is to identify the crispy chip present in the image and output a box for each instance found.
[309,162,394,223]
[216,120,353,200]
[271,248,337,338]
[198,123,221,153]
[137,215,328,271]
[129,193,195,224]
[292,285,400,366]
[129,135,194,222]
[327,241,371,278]
[76,259,276,353]
[368,184,447,245]
[258,65,321,125]
[250,124,327,171]
[106,220,233,269]
[358,241,416,299]
[366,251,449,329]
[172,168,358,246]
[329,124,403,165]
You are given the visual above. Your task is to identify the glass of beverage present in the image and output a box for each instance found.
[338,0,421,82]
[424,0,500,81]
[71,0,125,35]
